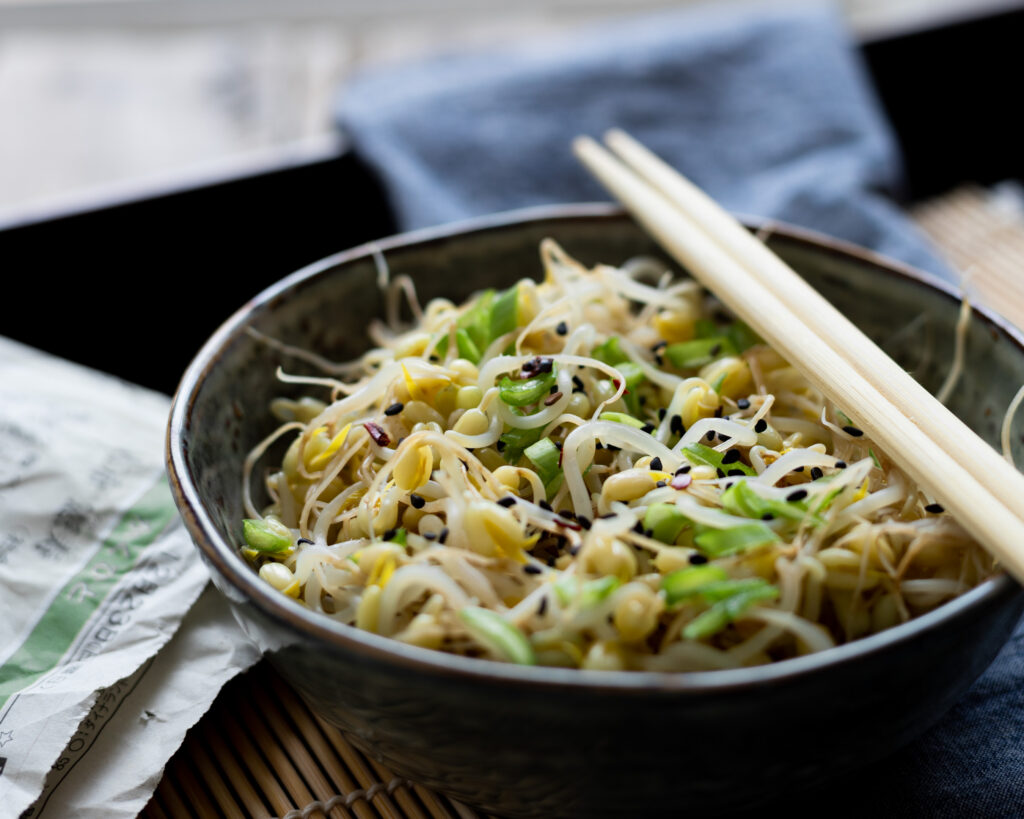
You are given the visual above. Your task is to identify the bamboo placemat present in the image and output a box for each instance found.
[140,184,1024,819]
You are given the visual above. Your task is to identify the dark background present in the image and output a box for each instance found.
[1,6,1021,396]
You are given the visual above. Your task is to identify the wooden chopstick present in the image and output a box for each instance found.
[573,134,1024,584]
[602,128,1024,522]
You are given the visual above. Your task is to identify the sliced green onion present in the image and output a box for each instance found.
[720,480,821,525]
[683,582,779,640]
[600,411,646,429]
[726,321,761,353]
[643,503,690,544]
[593,335,628,366]
[553,574,581,606]
[695,523,779,557]
[616,361,645,390]
[457,289,494,352]
[524,437,563,496]
[489,284,519,341]
[682,442,756,476]
[694,318,718,338]
[499,426,545,463]
[243,518,293,553]
[662,564,729,605]
[459,607,535,665]
[499,367,557,406]
[693,577,775,602]
[580,576,621,608]
[665,337,736,369]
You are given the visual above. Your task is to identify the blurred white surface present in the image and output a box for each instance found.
[0,0,1012,213]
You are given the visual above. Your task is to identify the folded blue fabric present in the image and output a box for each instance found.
[336,3,1022,814]
[336,2,950,277]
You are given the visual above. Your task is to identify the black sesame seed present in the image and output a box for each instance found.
[556,321,568,336]
[577,515,593,530]
[656,480,667,488]
[719,435,730,442]
[717,468,726,478]
[439,528,449,544]
[688,553,709,565]
[410,494,426,509]
[724,481,734,489]
[538,597,548,615]
[642,423,656,434]
[793,466,805,473]
[925,503,945,513]
[727,469,746,477]
[835,460,847,469]
[721,449,741,464]
[607,445,622,452]
[572,375,585,391]
[671,415,684,435]
[787,489,808,502]
[540,500,553,512]
[843,425,864,437]
[810,467,823,481]
[559,509,577,520]
[650,457,663,471]
[754,419,768,433]
[655,355,664,366]
[423,532,437,541]
[599,513,617,519]
[658,408,667,421]
[714,406,723,418]
[644,529,654,538]
[524,564,543,575]
[633,521,644,534]
[297,538,314,546]
[496,439,506,452]
[549,384,559,394]
[737,398,751,410]
[709,344,721,356]
[706,431,716,442]
[569,544,581,556]
[595,442,604,450]
[498,496,517,507]
[676,465,692,475]
[383,528,397,541]
[652,341,668,352]
[429,355,440,362]
[384,402,404,416]
[761,513,774,521]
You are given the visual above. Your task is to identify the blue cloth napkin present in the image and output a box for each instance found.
[336,2,950,277]
[336,3,1023,813]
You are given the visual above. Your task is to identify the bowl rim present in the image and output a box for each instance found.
[167,202,1023,694]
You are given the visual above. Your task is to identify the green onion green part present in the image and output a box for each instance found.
[662,564,729,606]
[695,523,779,557]
[682,442,756,476]
[643,503,691,544]
[243,518,293,553]
[459,607,536,665]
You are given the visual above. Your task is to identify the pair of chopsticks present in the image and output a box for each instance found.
[574,130,1024,585]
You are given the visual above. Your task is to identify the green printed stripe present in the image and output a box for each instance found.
[0,478,178,706]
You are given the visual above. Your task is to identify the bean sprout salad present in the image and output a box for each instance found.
[240,240,991,671]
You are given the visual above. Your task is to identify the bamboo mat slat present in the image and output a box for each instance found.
[910,183,1024,330]
[140,183,1024,819]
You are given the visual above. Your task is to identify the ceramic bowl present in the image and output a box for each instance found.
[166,204,1024,818]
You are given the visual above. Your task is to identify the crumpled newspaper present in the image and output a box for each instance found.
[0,336,259,818]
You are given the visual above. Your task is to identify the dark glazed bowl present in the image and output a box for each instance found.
[167,204,1024,818]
